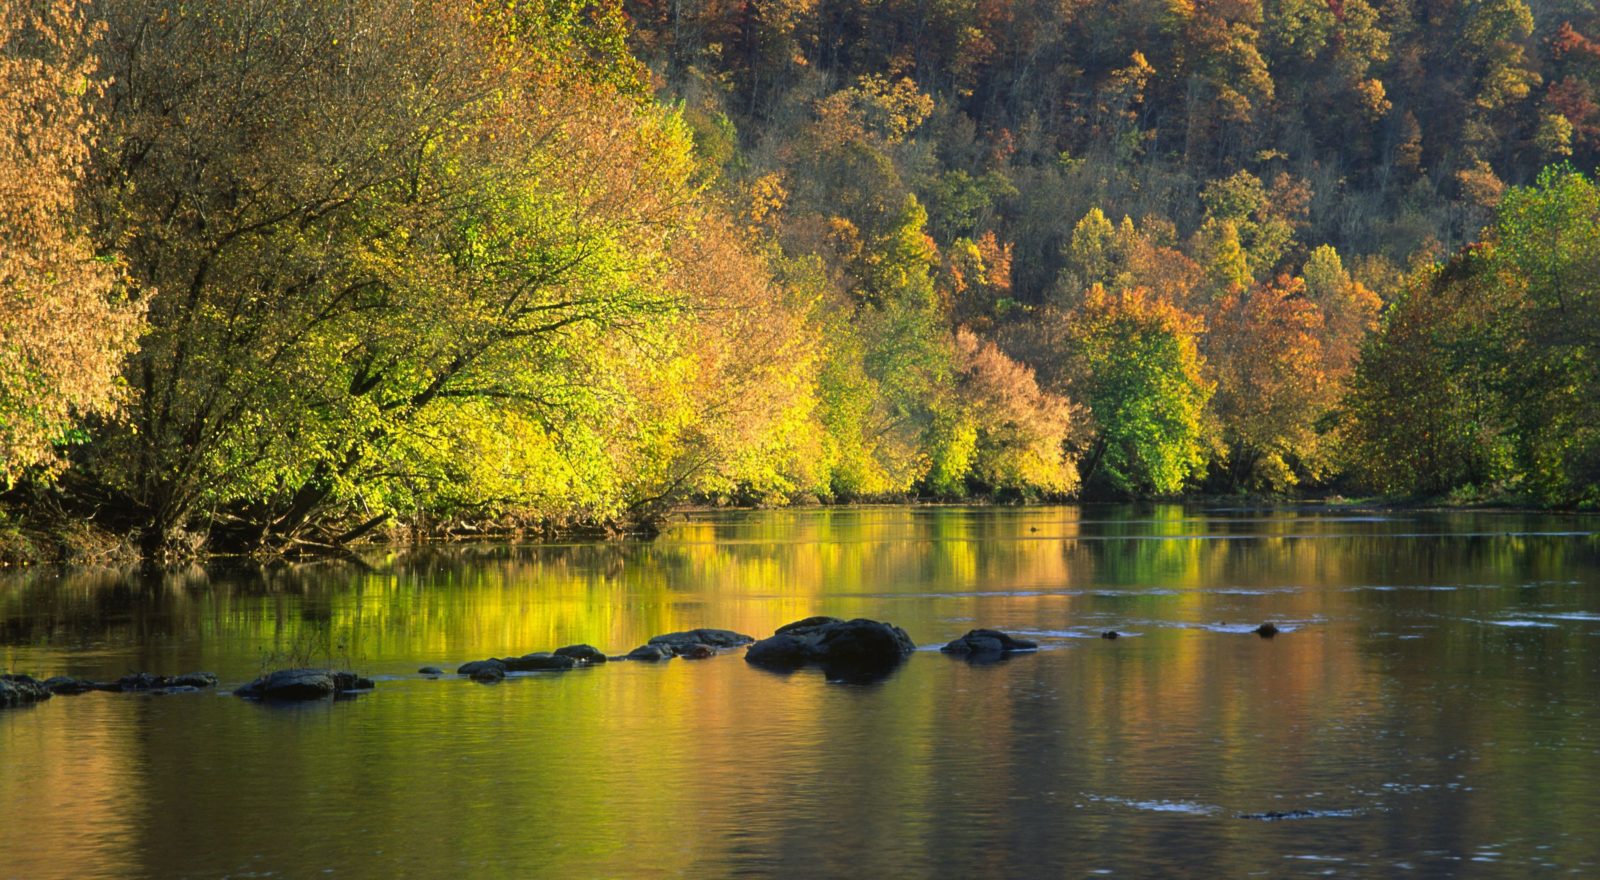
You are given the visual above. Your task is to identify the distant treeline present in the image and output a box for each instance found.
[3,0,1600,560]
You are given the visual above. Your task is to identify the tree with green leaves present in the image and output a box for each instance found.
[1065,286,1212,496]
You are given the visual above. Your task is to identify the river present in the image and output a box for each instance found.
[4,505,1600,877]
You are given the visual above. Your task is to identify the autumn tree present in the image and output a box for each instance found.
[0,0,141,484]
[76,0,816,554]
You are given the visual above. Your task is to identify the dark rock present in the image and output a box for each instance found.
[679,644,716,660]
[553,644,608,664]
[746,618,916,679]
[112,671,217,692]
[418,666,443,675]
[502,653,577,672]
[42,676,98,695]
[1255,622,1280,638]
[743,633,810,669]
[648,628,755,656]
[456,659,507,677]
[169,672,218,689]
[235,668,374,701]
[116,672,164,691]
[817,619,917,666]
[1,674,52,708]
[1101,630,1121,640]
[625,644,672,662]
[1240,810,1319,821]
[775,616,844,635]
[470,665,505,683]
[940,629,1038,656]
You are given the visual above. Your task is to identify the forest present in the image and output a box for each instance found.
[4,0,1600,560]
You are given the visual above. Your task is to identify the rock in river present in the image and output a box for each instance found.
[553,644,608,664]
[418,666,443,675]
[457,659,507,677]
[1255,622,1280,638]
[647,629,754,656]
[41,676,100,695]
[116,672,218,692]
[939,629,1038,657]
[470,665,505,684]
[1,674,52,709]
[624,644,672,662]
[745,617,916,680]
[235,668,374,701]
[502,653,577,672]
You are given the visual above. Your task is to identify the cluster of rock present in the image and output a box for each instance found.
[745,617,917,682]
[234,668,374,700]
[6,616,1295,708]
[2,670,219,708]
[452,629,756,682]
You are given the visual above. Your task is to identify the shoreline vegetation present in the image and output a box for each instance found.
[7,1,1600,565]
[3,494,1590,570]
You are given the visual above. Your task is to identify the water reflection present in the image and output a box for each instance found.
[3,505,1600,877]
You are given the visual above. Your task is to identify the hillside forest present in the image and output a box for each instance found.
[5,0,1600,559]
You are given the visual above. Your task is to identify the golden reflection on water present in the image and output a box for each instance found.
[3,505,1600,877]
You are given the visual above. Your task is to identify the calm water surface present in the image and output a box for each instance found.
[4,505,1600,878]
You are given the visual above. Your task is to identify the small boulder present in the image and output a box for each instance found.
[940,629,1038,656]
[502,653,577,672]
[470,665,505,683]
[418,666,443,675]
[648,628,754,656]
[1255,622,1280,638]
[115,672,163,691]
[625,644,672,662]
[553,644,608,664]
[743,633,810,669]
[42,676,98,695]
[679,644,716,660]
[746,617,916,680]
[235,668,374,701]
[114,671,218,692]
[1,674,52,708]
[456,659,507,677]
[169,672,218,689]
[1101,631,1121,640]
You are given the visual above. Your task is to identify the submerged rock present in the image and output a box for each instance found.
[235,669,374,701]
[647,629,754,656]
[1,674,52,708]
[1254,622,1280,638]
[502,653,577,672]
[41,676,99,695]
[1101,630,1121,640]
[29,671,220,696]
[1239,810,1320,821]
[745,617,916,681]
[940,629,1038,657]
[553,644,607,664]
[114,672,218,692]
[418,666,443,675]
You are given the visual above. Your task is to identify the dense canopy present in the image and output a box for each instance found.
[5,0,1600,558]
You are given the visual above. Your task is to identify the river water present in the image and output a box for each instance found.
[4,505,1600,878]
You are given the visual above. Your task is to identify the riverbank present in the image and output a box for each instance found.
[4,490,1591,569]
